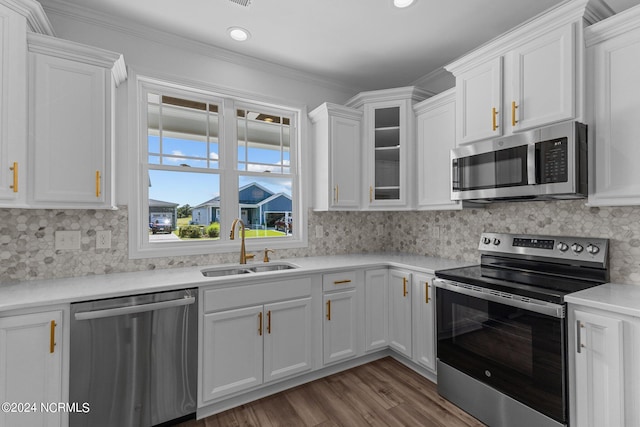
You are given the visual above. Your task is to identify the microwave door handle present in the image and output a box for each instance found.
[527,144,537,185]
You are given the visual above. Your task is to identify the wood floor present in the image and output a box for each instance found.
[179,357,486,427]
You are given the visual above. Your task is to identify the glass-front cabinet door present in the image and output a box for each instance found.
[364,100,411,208]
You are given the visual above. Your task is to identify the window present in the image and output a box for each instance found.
[129,76,306,258]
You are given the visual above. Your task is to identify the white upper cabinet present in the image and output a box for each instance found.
[346,87,430,210]
[0,0,53,208]
[455,57,502,143]
[446,0,587,145]
[414,89,461,210]
[586,5,640,206]
[511,24,575,131]
[309,103,362,210]
[27,33,126,209]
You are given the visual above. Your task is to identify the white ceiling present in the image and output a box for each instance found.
[38,0,638,91]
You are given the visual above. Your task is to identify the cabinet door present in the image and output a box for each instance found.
[388,270,412,358]
[415,91,460,210]
[263,298,312,383]
[0,310,63,427]
[0,4,27,205]
[574,309,624,427]
[201,306,263,402]
[364,101,408,207]
[456,56,502,144]
[30,53,108,206]
[364,269,388,352]
[323,289,357,365]
[413,273,435,370]
[330,114,361,209]
[589,26,640,206]
[511,24,574,132]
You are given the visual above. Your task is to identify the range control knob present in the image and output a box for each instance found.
[557,242,569,252]
[482,237,491,245]
[586,244,600,255]
[493,238,501,246]
[571,243,584,254]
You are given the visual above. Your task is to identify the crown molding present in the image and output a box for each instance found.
[413,87,455,114]
[584,3,640,47]
[0,0,54,35]
[40,0,362,96]
[344,86,434,109]
[308,102,363,123]
[27,32,127,86]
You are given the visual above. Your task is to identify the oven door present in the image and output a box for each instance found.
[435,279,567,424]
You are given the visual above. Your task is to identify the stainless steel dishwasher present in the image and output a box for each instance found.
[69,288,198,427]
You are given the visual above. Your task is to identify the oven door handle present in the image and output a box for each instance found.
[433,278,565,318]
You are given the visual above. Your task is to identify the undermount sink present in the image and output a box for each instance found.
[201,267,252,277]
[248,263,298,273]
[201,262,298,277]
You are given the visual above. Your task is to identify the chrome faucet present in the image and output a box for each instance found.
[230,218,253,264]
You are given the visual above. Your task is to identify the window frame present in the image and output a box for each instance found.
[128,72,308,259]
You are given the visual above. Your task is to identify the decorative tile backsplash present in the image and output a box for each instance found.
[1,200,640,285]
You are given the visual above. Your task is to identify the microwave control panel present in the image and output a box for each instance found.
[536,138,568,184]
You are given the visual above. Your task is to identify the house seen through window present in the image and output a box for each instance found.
[143,85,298,250]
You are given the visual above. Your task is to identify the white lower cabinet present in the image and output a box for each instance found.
[200,278,312,404]
[0,309,65,427]
[568,304,640,427]
[323,289,357,364]
[388,269,412,358]
[412,272,436,371]
[364,269,388,352]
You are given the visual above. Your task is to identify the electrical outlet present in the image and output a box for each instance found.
[55,230,81,250]
[96,230,111,249]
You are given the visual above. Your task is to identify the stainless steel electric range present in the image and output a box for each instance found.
[434,232,609,427]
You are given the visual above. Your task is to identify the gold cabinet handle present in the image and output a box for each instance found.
[326,300,331,321]
[333,280,352,285]
[334,185,339,203]
[403,277,408,297]
[369,186,373,203]
[425,281,430,304]
[50,320,57,353]
[492,107,499,131]
[95,170,101,198]
[9,162,18,193]
[511,101,518,127]
[258,312,263,336]
[267,310,271,334]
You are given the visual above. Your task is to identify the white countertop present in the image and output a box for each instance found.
[565,282,640,318]
[0,253,473,312]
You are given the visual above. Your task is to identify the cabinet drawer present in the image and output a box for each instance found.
[204,277,311,313]
[323,271,357,292]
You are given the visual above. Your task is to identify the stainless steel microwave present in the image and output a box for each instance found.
[451,121,587,202]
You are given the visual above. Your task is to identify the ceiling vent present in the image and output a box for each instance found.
[229,0,251,6]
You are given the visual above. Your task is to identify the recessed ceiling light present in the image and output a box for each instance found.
[393,0,415,8]
[228,27,251,42]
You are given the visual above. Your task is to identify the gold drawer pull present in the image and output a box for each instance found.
[95,170,101,198]
[425,281,430,304]
[492,107,499,131]
[50,320,57,353]
[326,300,331,321]
[333,280,352,285]
[258,312,263,336]
[9,162,18,192]
[403,277,408,297]
[511,101,518,127]
[267,310,271,334]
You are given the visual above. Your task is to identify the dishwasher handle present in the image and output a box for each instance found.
[74,296,196,321]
